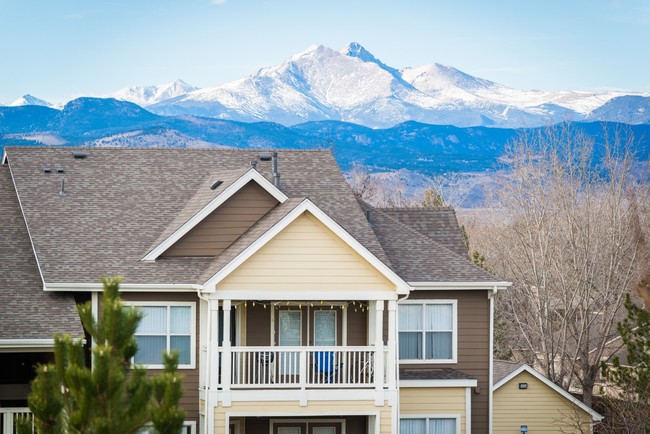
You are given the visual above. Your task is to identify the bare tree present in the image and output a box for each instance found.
[466,124,650,407]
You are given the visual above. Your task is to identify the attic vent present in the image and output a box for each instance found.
[73,151,88,159]
[43,168,52,174]
[210,180,223,190]
[56,168,65,174]
[259,153,272,161]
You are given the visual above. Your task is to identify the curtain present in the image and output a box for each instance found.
[429,418,455,434]
[170,306,191,334]
[137,306,166,334]
[314,311,336,346]
[400,419,425,434]
[425,304,452,330]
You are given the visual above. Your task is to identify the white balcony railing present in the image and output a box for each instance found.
[226,346,382,388]
[0,408,33,434]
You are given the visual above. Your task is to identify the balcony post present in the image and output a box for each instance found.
[387,300,397,389]
[374,300,385,406]
[222,299,232,406]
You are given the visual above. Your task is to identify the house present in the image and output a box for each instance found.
[493,360,603,433]
[0,147,511,434]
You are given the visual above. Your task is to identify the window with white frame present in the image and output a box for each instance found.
[400,417,458,434]
[130,302,195,368]
[398,301,456,362]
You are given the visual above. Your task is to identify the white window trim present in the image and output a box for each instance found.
[269,418,346,434]
[138,420,196,434]
[313,309,337,346]
[126,301,196,369]
[399,414,461,434]
[398,300,458,364]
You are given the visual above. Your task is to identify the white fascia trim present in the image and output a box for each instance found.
[213,289,398,301]
[1,149,8,165]
[0,339,55,350]
[142,168,288,261]
[44,282,203,292]
[205,198,410,294]
[408,281,512,290]
[493,364,603,421]
[399,379,477,388]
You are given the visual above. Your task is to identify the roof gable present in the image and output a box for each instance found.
[204,199,410,297]
[493,363,603,421]
[143,168,287,261]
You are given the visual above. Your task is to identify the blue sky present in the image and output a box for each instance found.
[1,0,649,104]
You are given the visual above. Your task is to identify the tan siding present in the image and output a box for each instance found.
[402,290,489,434]
[119,292,201,424]
[214,400,392,434]
[219,212,395,293]
[494,371,594,433]
[400,387,467,433]
[164,181,278,257]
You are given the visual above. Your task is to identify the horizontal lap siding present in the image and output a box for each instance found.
[403,290,489,434]
[494,371,593,433]
[219,212,394,293]
[119,292,201,424]
[164,182,278,257]
[400,387,466,433]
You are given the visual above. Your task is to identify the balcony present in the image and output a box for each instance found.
[226,346,385,388]
[0,408,33,434]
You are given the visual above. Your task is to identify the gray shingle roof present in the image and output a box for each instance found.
[5,147,390,285]
[376,207,468,257]
[493,360,525,385]
[399,367,476,381]
[361,203,500,283]
[0,166,84,340]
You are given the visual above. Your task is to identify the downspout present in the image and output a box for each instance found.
[395,291,411,434]
[197,289,211,434]
[488,285,498,434]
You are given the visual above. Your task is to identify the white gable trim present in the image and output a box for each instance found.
[1,149,8,165]
[493,364,603,421]
[203,198,410,294]
[142,169,287,261]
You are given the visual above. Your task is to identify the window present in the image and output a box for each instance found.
[400,417,458,434]
[130,302,195,369]
[399,301,456,362]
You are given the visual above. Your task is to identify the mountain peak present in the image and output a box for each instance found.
[9,94,53,108]
[341,42,399,77]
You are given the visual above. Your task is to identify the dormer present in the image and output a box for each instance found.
[143,168,287,261]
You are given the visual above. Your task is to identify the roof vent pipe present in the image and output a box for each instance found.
[59,179,67,197]
[250,160,257,169]
[271,152,280,189]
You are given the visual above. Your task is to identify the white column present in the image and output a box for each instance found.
[387,300,397,389]
[374,299,385,406]
[222,299,232,407]
[206,298,219,434]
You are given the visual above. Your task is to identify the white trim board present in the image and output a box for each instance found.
[493,364,603,421]
[44,282,203,292]
[205,198,410,295]
[142,168,288,262]
[408,282,512,290]
[0,339,55,352]
[399,379,477,388]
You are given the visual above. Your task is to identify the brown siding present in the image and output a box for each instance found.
[163,181,278,257]
[402,290,490,434]
[347,306,368,346]
[119,292,201,425]
[246,304,272,346]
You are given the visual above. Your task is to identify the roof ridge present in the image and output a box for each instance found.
[5,146,332,153]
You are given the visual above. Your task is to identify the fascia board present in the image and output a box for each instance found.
[142,169,287,261]
[45,282,203,292]
[204,198,410,294]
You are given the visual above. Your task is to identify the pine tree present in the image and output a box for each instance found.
[601,293,650,432]
[18,277,185,434]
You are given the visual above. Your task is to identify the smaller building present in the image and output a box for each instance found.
[492,360,603,434]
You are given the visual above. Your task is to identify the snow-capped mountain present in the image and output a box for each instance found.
[110,79,197,107]
[8,94,53,108]
[146,43,648,128]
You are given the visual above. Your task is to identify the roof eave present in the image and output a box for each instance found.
[408,281,512,290]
